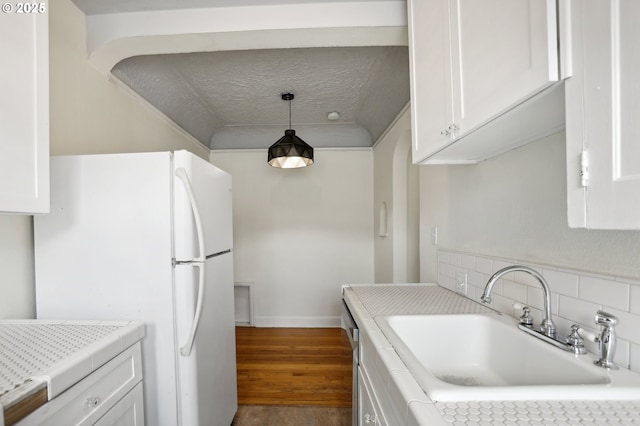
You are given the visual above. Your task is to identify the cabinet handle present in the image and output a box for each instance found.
[440,129,450,136]
[448,123,459,132]
[85,396,101,408]
[364,413,377,424]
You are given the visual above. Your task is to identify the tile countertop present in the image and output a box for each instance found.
[0,320,145,425]
[342,284,640,426]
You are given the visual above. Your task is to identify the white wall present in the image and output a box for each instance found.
[0,0,210,319]
[373,107,419,283]
[420,131,640,282]
[373,118,398,283]
[0,218,35,317]
[49,0,209,159]
[210,149,374,326]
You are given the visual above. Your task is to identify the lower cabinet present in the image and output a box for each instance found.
[357,367,386,426]
[94,383,144,426]
[17,343,144,426]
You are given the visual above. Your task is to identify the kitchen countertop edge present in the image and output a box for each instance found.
[0,320,146,424]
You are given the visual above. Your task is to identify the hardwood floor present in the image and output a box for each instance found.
[235,327,353,407]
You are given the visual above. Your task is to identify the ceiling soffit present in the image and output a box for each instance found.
[82,2,408,74]
[72,1,409,149]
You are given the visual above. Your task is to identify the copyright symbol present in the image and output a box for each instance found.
[2,3,13,13]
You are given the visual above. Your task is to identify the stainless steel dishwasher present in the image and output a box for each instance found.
[341,299,359,426]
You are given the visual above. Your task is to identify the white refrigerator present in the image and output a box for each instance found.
[34,151,238,426]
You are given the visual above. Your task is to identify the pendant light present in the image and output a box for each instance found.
[268,93,314,168]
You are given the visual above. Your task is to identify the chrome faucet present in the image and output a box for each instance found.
[481,265,556,338]
[593,311,619,370]
[573,311,619,368]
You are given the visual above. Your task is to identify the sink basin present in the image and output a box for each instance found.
[376,313,640,401]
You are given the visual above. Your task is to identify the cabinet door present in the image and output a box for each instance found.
[0,2,49,214]
[358,368,385,426]
[17,344,143,426]
[566,0,640,229]
[408,0,562,164]
[408,0,455,163]
[94,383,145,426]
[450,0,559,134]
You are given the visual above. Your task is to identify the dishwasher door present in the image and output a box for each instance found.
[341,300,359,426]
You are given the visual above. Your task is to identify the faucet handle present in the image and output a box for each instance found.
[513,303,533,327]
[595,311,618,327]
[566,325,587,354]
[574,326,598,343]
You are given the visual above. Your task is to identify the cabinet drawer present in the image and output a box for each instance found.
[17,343,143,426]
[94,382,144,426]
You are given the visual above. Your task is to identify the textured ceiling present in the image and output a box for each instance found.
[112,46,409,149]
[72,0,410,150]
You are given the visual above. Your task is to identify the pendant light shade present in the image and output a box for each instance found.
[268,93,314,168]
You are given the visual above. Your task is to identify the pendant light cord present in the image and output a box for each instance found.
[288,98,292,130]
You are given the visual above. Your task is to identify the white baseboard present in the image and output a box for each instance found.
[253,316,341,328]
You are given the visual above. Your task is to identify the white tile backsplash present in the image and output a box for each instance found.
[502,279,527,301]
[631,345,640,374]
[441,263,455,280]
[437,249,640,374]
[460,253,476,270]
[558,295,602,327]
[631,286,640,315]
[466,270,486,287]
[475,256,493,275]
[543,269,579,298]
[580,275,630,311]
[449,252,462,267]
[525,286,545,311]
[513,268,544,287]
[606,308,640,345]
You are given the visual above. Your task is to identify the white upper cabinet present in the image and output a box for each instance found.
[407,0,454,164]
[0,3,49,214]
[409,0,567,164]
[566,0,640,229]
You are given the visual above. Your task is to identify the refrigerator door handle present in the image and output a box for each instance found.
[175,167,206,357]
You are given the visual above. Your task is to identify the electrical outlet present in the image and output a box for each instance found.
[455,272,467,295]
